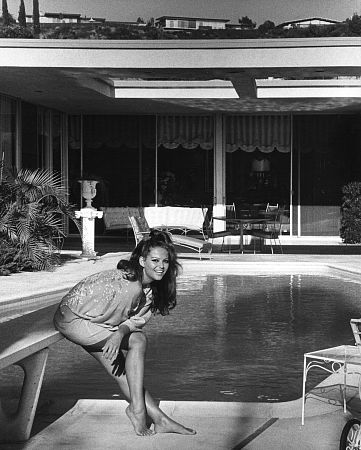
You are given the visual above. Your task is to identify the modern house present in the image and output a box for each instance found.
[1,37,361,239]
[278,17,341,29]
[25,12,106,24]
[155,16,229,30]
[107,21,147,27]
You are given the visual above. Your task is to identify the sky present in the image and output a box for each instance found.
[6,0,361,26]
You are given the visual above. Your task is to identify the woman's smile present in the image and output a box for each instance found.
[141,247,169,285]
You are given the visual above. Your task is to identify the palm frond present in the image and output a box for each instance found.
[0,164,80,273]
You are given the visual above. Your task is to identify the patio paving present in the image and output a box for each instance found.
[0,398,349,450]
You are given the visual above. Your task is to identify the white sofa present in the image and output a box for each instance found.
[100,206,207,236]
[144,206,207,235]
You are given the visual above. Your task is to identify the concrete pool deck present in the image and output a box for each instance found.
[1,397,349,450]
[1,245,361,449]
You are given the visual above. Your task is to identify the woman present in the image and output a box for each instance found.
[53,230,196,437]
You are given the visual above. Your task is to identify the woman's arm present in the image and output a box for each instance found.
[102,287,153,360]
[121,289,153,332]
[122,307,152,332]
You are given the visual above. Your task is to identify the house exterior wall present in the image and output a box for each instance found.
[1,90,359,238]
[162,18,227,30]
[26,13,81,24]
[1,38,361,237]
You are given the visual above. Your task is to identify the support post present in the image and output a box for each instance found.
[0,349,49,442]
[75,207,103,258]
[213,113,226,233]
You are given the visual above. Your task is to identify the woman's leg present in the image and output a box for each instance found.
[123,332,150,436]
[88,332,196,435]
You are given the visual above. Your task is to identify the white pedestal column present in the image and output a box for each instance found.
[213,113,226,233]
[75,207,103,258]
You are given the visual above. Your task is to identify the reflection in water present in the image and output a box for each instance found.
[213,276,227,343]
[1,274,361,404]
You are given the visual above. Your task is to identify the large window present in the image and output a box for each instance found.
[0,94,17,171]
[294,114,361,235]
[22,104,64,172]
[157,145,213,206]
[226,149,290,208]
[52,112,63,173]
[69,115,214,234]
[70,115,156,212]
[226,115,291,213]
[157,115,214,207]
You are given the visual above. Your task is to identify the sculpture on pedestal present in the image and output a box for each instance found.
[76,179,103,258]
[79,179,98,208]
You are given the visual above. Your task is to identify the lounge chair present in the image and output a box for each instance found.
[128,215,212,260]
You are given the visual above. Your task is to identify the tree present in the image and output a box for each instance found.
[32,0,40,35]
[136,16,145,24]
[2,0,11,25]
[18,0,26,27]
[147,17,155,27]
[346,14,361,35]
[238,16,256,29]
[258,20,275,35]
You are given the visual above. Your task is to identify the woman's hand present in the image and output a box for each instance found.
[102,332,122,360]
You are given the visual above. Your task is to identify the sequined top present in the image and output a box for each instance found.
[58,269,153,332]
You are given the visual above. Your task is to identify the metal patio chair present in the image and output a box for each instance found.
[128,215,212,259]
[204,209,240,254]
[248,206,284,254]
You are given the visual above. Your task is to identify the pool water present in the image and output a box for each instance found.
[1,273,361,403]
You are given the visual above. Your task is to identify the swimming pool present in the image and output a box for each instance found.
[1,268,361,404]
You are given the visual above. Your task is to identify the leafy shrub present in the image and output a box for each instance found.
[0,239,33,275]
[0,24,33,38]
[340,181,361,243]
[0,164,80,274]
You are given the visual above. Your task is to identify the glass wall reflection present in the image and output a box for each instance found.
[0,94,17,172]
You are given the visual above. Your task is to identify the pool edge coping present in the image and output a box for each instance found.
[1,261,361,310]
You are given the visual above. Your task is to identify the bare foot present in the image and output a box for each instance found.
[126,405,155,436]
[154,416,196,435]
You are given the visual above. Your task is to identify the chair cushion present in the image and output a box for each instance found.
[172,235,205,251]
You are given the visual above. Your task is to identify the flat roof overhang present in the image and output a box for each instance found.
[1,37,361,114]
[3,37,361,68]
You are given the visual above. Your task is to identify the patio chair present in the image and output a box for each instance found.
[248,207,284,254]
[128,215,212,260]
[226,203,236,219]
[204,211,240,254]
[350,319,361,346]
[224,202,239,234]
[128,215,151,245]
[266,203,279,213]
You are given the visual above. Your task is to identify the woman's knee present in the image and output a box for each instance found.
[128,331,147,351]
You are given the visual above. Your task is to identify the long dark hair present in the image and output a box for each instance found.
[117,230,181,315]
